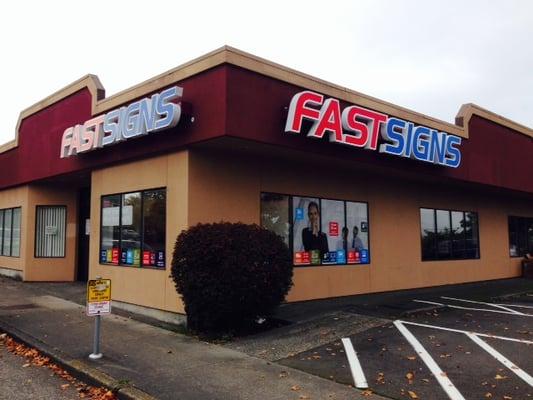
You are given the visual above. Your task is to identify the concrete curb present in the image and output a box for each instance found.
[0,319,157,400]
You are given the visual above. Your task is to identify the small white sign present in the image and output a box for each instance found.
[45,226,58,235]
[85,219,91,236]
[102,207,120,226]
[87,301,111,316]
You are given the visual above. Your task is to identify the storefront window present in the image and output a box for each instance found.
[420,208,480,261]
[260,193,289,246]
[508,216,533,257]
[121,192,142,266]
[142,190,166,268]
[261,193,370,266]
[100,188,166,269]
[101,195,121,264]
[0,207,21,257]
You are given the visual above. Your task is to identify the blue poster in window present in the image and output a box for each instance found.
[156,251,165,268]
[295,207,304,220]
[121,250,127,264]
[336,249,346,264]
[126,249,133,265]
[100,250,107,263]
[360,249,369,264]
[322,251,338,265]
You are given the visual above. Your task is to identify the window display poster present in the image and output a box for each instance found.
[292,196,321,265]
[322,199,345,260]
[346,202,370,264]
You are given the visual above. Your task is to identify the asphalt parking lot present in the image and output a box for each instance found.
[279,295,533,399]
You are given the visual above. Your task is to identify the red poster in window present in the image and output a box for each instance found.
[142,251,151,266]
[294,251,311,265]
[112,248,119,264]
[347,250,360,264]
[329,221,339,236]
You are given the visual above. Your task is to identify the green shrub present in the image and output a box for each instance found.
[171,222,293,335]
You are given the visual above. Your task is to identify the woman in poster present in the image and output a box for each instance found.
[302,201,329,255]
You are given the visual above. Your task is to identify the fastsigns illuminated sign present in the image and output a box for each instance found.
[285,91,462,168]
[60,86,183,158]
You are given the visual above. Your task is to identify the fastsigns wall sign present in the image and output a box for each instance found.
[60,86,183,158]
[285,91,462,168]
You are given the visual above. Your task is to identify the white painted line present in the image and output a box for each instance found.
[394,321,465,400]
[341,337,368,389]
[496,303,533,310]
[399,320,533,344]
[467,333,533,387]
[413,299,533,317]
[441,296,525,315]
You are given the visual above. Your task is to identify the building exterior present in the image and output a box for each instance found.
[0,46,531,315]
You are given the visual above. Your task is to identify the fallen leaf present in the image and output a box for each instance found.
[485,393,492,398]
[407,356,417,361]
[22,363,30,368]
[495,374,508,380]
[408,390,418,399]
[503,396,512,400]
[291,385,301,391]
[406,372,414,384]
[60,384,70,390]
[361,389,373,396]
[421,378,429,383]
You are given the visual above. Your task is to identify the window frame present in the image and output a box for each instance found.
[419,207,481,262]
[0,207,22,258]
[260,191,371,268]
[99,187,167,270]
[34,205,67,258]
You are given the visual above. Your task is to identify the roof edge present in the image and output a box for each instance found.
[2,46,532,155]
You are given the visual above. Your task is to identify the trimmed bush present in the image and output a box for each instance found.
[171,222,293,334]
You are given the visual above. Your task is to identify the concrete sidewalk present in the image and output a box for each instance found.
[0,276,385,400]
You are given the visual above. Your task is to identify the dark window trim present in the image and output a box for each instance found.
[261,191,371,268]
[99,187,167,270]
[419,207,481,262]
[34,205,67,259]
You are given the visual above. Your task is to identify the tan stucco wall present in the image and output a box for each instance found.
[188,149,532,303]
[0,185,29,273]
[23,184,78,281]
[90,152,188,313]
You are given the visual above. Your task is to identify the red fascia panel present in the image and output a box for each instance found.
[225,65,533,194]
[0,66,228,190]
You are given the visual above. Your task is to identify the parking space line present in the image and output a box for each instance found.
[467,333,533,387]
[394,321,466,400]
[341,337,368,389]
[497,303,533,310]
[400,320,533,345]
[440,296,525,315]
[413,299,533,317]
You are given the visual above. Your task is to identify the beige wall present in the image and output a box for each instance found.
[0,185,29,273]
[90,152,188,313]
[24,184,78,281]
[188,148,532,303]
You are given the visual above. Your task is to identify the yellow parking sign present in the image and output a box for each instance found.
[87,279,111,316]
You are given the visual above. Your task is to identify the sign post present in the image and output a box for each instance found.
[86,278,111,360]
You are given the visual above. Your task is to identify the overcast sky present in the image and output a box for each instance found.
[1,0,532,145]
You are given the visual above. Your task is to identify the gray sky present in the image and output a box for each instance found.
[1,0,532,145]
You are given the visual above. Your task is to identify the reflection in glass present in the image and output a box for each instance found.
[122,192,142,266]
[2,209,12,256]
[101,195,121,264]
[420,208,436,260]
[11,208,21,257]
[143,190,166,268]
[464,212,480,258]
[260,193,289,246]
[451,211,465,259]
